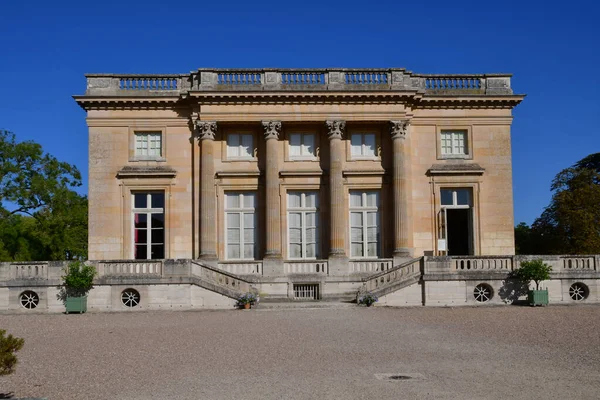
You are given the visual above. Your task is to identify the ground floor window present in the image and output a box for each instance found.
[350,191,380,258]
[225,192,256,260]
[288,192,319,259]
[133,192,165,259]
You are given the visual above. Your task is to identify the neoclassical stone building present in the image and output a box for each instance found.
[75,68,523,278]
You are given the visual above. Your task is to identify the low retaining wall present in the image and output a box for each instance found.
[2,255,600,312]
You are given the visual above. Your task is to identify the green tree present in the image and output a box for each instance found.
[0,129,87,260]
[0,329,24,376]
[526,152,600,254]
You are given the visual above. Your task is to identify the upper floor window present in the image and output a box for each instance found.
[440,130,468,157]
[132,192,165,260]
[350,133,376,158]
[227,133,253,159]
[135,132,162,158]
[289,133,316,159]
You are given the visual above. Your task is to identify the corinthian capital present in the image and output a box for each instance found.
[195,120,217,140]
[326,120,345,140]
[390,120,409,140]
[262,120,281,140]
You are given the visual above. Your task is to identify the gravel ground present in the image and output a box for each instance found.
[1,305,600,400]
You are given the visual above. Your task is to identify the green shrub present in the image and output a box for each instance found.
[514,259,552,290]
[62,260,96,297]
[0,330,24,376]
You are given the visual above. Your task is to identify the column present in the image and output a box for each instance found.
[262,121,282,258]
[326,120,346,257]
[390,120,413,258]
[195,120,218,260]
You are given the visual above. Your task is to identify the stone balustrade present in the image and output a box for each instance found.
[9,262,49,280]
[217,261,263,275]
[97,260,163,276]
[350,259,393,273]
[191,261,253,293]
[83,69,513,96]
[284,260,328,274]
[363,258,421,292]
[453,257,513,271]
[560,256,596,270]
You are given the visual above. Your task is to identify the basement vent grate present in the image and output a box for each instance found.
[293,284,319,300]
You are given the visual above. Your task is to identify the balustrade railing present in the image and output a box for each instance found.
[350,259,393,273]
[345,71,389,85]
[191,261,252,293]
[284,260,328,274]
[217,72,262,85]
[11,263,48,279]
[453,257,513,271]
[423,75,482,91]
[83,70,512,95]
[217,262,263,275]
[281,71,326,85]
[560,256,596,270]
[363,258,421,293]
[119,75,179,91]
[98,260,163,276]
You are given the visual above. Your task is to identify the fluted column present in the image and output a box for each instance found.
[262,121,282,258]
[327,120,346,257]
[195,120,218,259]
[390,120,413,257]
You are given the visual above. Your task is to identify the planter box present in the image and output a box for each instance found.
[528,289,548,306]
[65,295,88,314]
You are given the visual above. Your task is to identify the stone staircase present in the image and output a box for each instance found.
[357,257,423,299]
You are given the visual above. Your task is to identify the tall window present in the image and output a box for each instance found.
[350,133,376,158]
[289,133,316,158]
[135,132,162,158]
[133,192,165,259]
[227,133,253,158]
[350,191,380,258]
[225,192,256,260]
[288,192,319,259]
[440,130,467,156]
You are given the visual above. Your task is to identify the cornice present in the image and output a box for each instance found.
[73,95,181,111]
[413,95,525,110]
[185,91,419,105]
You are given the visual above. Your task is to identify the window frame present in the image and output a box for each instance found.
[129,127,167,162]
[349,191,380,259]
[224,192,257,261]
[225,132,255,161]
[288,132,317,160]
[348,131,380,161]
[287,191,319,260]
[436,126,473,160]
[131,191,165,260]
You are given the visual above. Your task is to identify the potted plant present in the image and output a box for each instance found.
[236,292,257,309]
[514,259,552,306]
[358,292,378,307]
[62,260,96,314]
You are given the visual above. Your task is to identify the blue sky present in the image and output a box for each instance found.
[0,0,598,225]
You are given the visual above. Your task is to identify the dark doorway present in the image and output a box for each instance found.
[447,208,471,255]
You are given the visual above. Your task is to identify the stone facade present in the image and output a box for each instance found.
[74,68,524,277]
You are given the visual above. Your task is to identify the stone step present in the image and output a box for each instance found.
[253,301,356,310]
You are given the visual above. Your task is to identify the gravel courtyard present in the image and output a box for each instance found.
[1,305,600,400]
